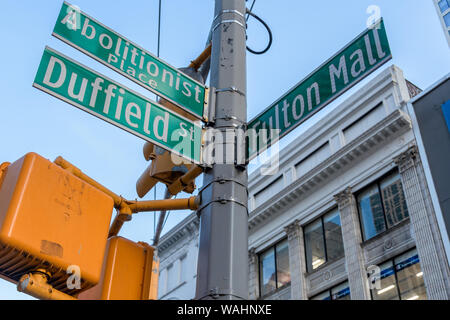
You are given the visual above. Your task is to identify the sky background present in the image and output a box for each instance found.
[0,0,449,299]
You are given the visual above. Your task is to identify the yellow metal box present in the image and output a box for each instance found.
[0,153,114,294]
[78,236,159,300]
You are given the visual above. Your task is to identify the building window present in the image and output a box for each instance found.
[166,263,177,291]
[304,208,344,272]
[371,248,427,300]
[438,0,450,13]
[357,170,409,241]
[311,281,351,300]
[444,12,450,27]
[179,254,187,282]
[259,239,291,297]
[158,268,168,297]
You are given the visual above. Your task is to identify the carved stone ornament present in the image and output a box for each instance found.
[284,220,300,239]
[393,145,419,173]
[334,187,353,208]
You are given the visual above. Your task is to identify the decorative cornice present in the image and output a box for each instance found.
[334,187,354,208]
[158,213,199,253]
[249,66,403,187]
[393,145,418,173]
[248,109,411,230]
[284,219,301,239]
[185,218,200,235]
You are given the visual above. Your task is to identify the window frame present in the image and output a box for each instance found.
[356,169,409,242]
[369,248,426,300]
[310,280,351,300]
[444,12,450,27]
[258,238,291,298]
[438,0,450,14]
[303,207,344,273]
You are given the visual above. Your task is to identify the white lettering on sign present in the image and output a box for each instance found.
[40,53,181,146]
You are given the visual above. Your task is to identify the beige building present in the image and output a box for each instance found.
[157,65,450,300]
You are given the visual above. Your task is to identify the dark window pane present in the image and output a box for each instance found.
[444,12,450,27]
[276,240,291,287]
[358,185,386,240]
[380,172,409,228]
[259,248,276,296]
[395,249,427,300]
[439,0,449,13]
[311,291,331,300]
[304,219,326,272]
[323,209,344,260]
[372,261,400,300]
[331,282,351,300]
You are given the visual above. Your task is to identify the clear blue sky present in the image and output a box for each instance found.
[0,0,448,299]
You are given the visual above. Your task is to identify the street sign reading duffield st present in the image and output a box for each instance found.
[53,1,207,121]
[33,47,203,164]
[248,20,392,160]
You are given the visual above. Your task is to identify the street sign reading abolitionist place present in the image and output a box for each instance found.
[248,20,392,160]
[33,47,202,164]
[53,1,207,121]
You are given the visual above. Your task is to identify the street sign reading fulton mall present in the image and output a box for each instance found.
[53,1,207,121]
[33,47,202,164]
[248,19,392,160]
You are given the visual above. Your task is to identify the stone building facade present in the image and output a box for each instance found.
[157,65,450,300]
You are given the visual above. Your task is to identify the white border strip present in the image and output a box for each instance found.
[34,47,202,164]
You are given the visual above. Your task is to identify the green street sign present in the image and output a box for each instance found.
[33,47,203,164]
[248,19,392,160]
[53,1,207,121]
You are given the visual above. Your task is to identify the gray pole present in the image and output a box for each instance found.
[195,0,248,300]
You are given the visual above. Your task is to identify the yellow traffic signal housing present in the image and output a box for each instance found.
[77,236,159,300]
[135,95,203,198]
[0,152,114,295]
[136,142,196,198]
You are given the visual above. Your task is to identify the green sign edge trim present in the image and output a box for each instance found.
[34,46,203,165]
[249,19,388,123]
[53,1,208,121]
[247,20,392,161]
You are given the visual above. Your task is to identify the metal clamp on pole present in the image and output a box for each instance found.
[198,176,248,194]
[196,195,249,217]
[211,8,246,33]
[215,87,246,97]
[207,87,247,126]
[206,87,217,126]
[213,9,245,22]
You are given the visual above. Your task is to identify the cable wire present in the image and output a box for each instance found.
[246,0,256,22]
[161,194,177,231]
[157,0,162,57]
[245,8,273,55]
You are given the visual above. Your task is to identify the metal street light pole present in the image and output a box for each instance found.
[195,0,248,300]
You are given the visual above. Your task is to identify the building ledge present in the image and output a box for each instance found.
[249,109,412,230]
[158,213,199,253]
[158,280,187,300]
